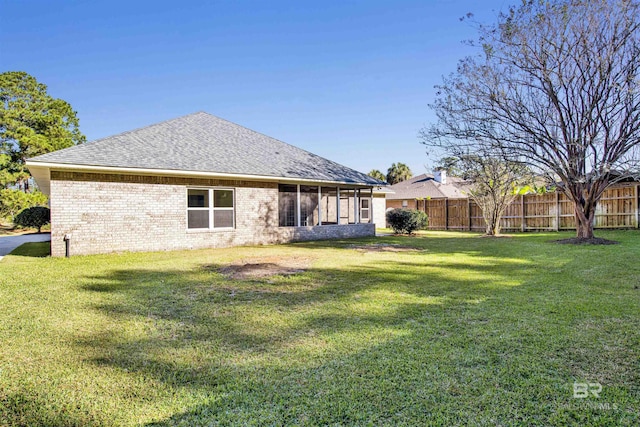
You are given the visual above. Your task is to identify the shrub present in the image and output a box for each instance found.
[14,206,50,232]
[0,189,48,222]
[386,208,428,234]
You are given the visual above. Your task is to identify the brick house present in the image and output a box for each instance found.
[386,171,469,211]
[27,112,386,257]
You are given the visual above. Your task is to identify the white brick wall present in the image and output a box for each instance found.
[373,194,387,229]
[49,172,375,256]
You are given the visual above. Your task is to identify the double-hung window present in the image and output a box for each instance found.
[187,188,234,230]
[360,198,370,222]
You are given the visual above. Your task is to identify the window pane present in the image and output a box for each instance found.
[361,199,369,209]
[188,190,209,208]
[279,184,297,227]
[213,210,234,228]
[321,187,338,224]
[361,209,370,220]
[279,195,296,227]
[188,210,209,228]
[340,195,350,224]
[214,190,233,208]
[300,186,319,226]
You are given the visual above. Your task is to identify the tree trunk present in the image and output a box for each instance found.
[566,180,606,240]
[571,193,597,239]
[486,223,496,235]
[574,207,595,239]
[485,209,500,235]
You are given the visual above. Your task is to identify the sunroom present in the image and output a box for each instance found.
[277,184,374,227]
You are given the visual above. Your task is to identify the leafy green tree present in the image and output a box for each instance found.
[423,0,640,240]
[367,169,386,182]
[0,188,47,222]
[0,153,16,188]
[14,206,50,233]
[0,71,85,189]
[386,162,413,185]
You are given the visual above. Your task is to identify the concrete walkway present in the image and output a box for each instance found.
[0,233,51,261]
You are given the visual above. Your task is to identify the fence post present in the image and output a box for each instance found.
[555,191,560,231]
[445,198,449,231]
[520,194,525,232]
[467,198,472,231]
[425,199,430,229]
[635,184,639,229]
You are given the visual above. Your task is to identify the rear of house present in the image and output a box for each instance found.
[27,112,387,256]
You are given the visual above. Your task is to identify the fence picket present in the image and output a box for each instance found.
[421,183,640,232]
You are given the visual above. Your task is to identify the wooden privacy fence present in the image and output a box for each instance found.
[420,183,640,232]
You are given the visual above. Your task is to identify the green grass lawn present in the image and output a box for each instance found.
[1,231,639,426]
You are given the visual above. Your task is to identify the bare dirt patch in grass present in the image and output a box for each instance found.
[347,243,422,253]
[214,256,311,280]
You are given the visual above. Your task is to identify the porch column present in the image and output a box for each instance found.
[370,188,374,225]
[336,187,341,225]
[296,184,301,227]
[354,189,359,224]
[318,186,322,225]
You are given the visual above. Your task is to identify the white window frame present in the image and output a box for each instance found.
[360,198,370,222]
[187,187,235,231]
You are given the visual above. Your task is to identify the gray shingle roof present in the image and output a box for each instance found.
[29,112,383,186]
[386,174,469,199]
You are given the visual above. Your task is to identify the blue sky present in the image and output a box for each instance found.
[2,0,509,176]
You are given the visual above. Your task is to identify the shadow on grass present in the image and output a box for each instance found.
[0,391,108,427]
[7,241,50,258]
[290,231,568,250]
[24,232,637,425]
[71,238,548,424]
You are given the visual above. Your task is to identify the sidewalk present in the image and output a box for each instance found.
[0,233,51,261]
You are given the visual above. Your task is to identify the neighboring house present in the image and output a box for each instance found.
[26,112,386,257]
[386,171,469,211]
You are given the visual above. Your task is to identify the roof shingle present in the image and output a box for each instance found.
[386,173,469,199]
[29,112,382,186]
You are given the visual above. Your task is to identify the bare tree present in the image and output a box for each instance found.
[434,156,464,177]
[454,153,531,235]
[422,0,640,240]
